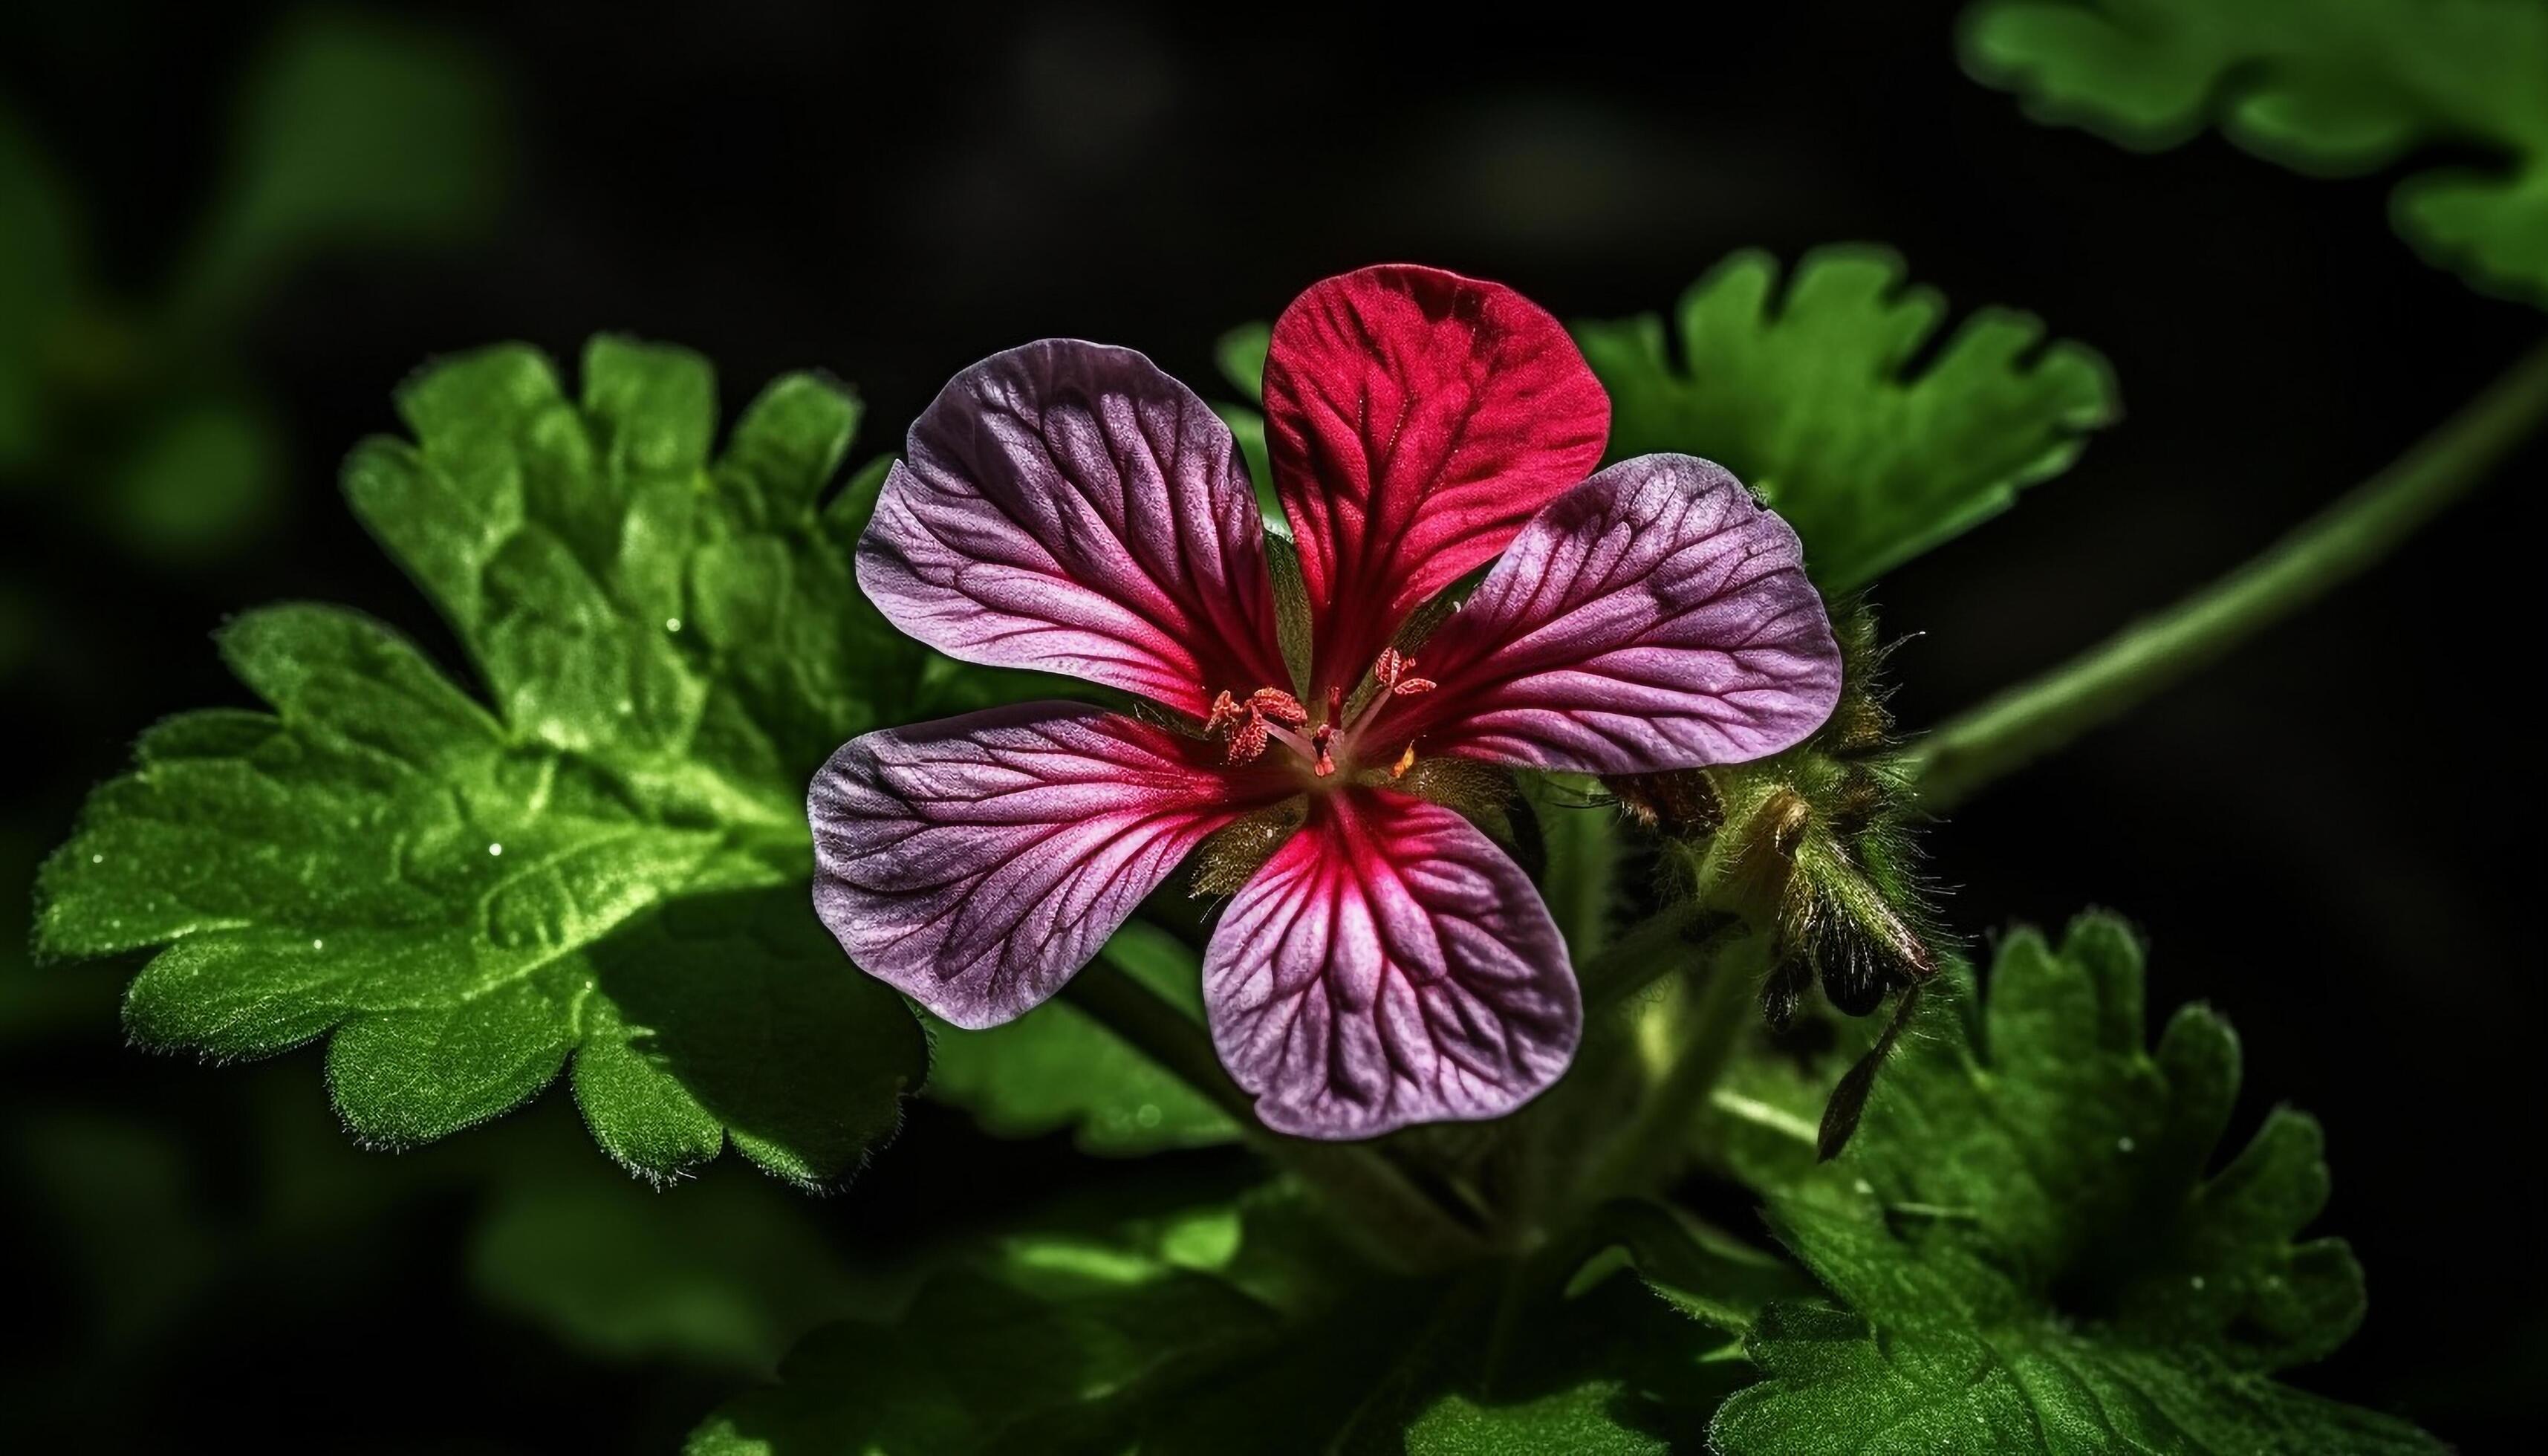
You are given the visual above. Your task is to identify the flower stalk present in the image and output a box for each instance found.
[1914,338,2548,812]
[1060,959,1492,1270]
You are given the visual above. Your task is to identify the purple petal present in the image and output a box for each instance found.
[857,341,1291,720]
[1203,789,1579,1139]
[1391,454,1842,773]
[810,703,1255,1028]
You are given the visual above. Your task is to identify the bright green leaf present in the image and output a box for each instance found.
[1577,246,2119,593]
[37,338,932,1186]
[925,921,1238,1154]
[1710,914,2445,1455]
[1963,0,2548,306]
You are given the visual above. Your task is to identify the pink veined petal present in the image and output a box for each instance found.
[810,703,1260,1028]
[1388,453,1843,774]
[1261,264,1610,698]
[1202,789,1579,1140]
[856,340,1290,720]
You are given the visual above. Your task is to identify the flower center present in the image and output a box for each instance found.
[1205,649,1435,781]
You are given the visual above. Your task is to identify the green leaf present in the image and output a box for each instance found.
[692,1199,1737,1455]
[469,1165,868,1371]
[171,10,507,330]
[1711,914,2445,1455]
[1963,0,2548,306]
[924,921,1239,1154]
[37,337,932,1186]
[1576,246,2119,593]
[100,396,284,561]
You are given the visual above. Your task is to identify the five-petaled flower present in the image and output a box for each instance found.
[810,264,1843,1140]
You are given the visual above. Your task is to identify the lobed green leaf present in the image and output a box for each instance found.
[1963,0,2548,305]
[1576,245,2120,593]
[1711,913,2445,1454]
[38,337,935,1185]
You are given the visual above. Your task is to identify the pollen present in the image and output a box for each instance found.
[1205,685,1308,767]
[1373,648,1437,697]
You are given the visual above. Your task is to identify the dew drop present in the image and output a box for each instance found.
[311,938,325,951]
[1134,1103,1162,1129]
[664,617,683,633]
[90,853,104,864]
[2116,1136,2136,1154]
[488,842,504,857]
[1853,1179,1874,1195]
[2190,1275,2207,1290]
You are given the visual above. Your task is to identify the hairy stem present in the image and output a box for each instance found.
[1912,338,2548,812]
[1062,959,1489,1270]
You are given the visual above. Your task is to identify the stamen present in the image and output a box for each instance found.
[1310,723,1337,777]
[1226,712,1271,765]
[1249,687,1308,726]
[1390,741,1417,778]
[1204,690,1245,734]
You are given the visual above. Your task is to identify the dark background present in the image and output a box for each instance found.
[4,1,2535,1450]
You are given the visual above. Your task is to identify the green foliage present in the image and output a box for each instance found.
[1209,250,2116,589]
[1965,0,2548,306]
[172,10,509,331]
[1711,914,2444,1454]
[926,922,1238,1154]
[36,337,937,1186]
[1,12,510,565]
[471,1168,869,1371]
[1576,246,2120,593]
[691,1197,1743,1455]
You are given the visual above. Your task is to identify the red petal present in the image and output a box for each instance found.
[1262,266,1609,695]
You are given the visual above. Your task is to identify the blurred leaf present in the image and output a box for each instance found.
[1578,246,2119,592]
[1711,914,2444,1454]
[1964,0,2548,306]
[692,1200,1737,1454]
[37,338,937,1186]
[100,397,284,560]
[0,104,81,467]
[172,10,507,330]
[926,921,1238,1154]
[472,1169,868,1371]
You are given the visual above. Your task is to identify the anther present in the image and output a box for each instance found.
[1248,688,1308,726]
[1373,648,1435,697]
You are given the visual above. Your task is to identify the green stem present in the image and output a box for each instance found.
[1062,959,1489,1272]
[1574,900,1743,1024]
[1583,934,1766,1203]
[1911,338,2548,813]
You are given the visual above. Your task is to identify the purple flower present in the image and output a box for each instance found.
[811,265,1842,1139]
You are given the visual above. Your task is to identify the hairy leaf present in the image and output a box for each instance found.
[1576,246,2119,593]
[37,338,931,1185]
[1964,0,2548,305]
[924,921,1238,1154]
[692,1199,1737,1455]
[1711,914,2445,1454]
